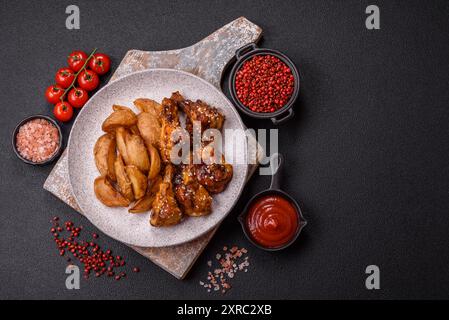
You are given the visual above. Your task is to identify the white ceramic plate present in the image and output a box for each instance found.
[68,69,248,247]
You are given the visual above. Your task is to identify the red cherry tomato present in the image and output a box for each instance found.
[53,102,74,122]
[45,84,65,104]
[88,53,111,75]
[68,88,89,108]
[77,69,99,91]
[67,51,88,72]
[55,68,75,88]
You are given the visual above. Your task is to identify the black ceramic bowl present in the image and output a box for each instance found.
[229,43,301,125]
[238,154,307,251]
[12,115,63,166]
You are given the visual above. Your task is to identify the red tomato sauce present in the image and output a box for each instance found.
[246,195,299,248]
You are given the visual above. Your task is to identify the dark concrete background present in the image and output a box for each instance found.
[1,0,449,299]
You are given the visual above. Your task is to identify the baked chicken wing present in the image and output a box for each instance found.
[150,165,183,227]
[159,98,182,163]
[171,92,232,194]
[195,162,233,194]
[190,141,233,194]
[171,91,224,135]
[174,165,212,217]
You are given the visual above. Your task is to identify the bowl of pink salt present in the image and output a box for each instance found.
[12,115,62,165]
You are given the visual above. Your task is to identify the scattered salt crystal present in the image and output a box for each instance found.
[201,245,249,294]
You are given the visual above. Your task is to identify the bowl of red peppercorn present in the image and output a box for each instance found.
[229,43,300,124]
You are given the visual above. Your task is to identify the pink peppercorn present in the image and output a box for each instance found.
[235,54,295,113]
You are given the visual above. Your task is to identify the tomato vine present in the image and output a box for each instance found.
[59,48,98,102]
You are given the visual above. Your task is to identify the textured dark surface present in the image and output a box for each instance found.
[1,0,449,299]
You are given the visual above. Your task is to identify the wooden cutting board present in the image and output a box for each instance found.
[43,17,262,279]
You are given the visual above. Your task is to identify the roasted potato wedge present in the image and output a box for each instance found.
[112,104,132,112]
[125,133,150,172]
[114,154,134,202]
[137,112,161,150]
[133,98,162,117]
[128,194,154,214]
[93,133,116,181]
[115,127,130,164]
[149,175,163,194]
[94,176,130,207]
[129,175,163,213]
[147,144,161,180]
[130,124,141,136]
[125,165,147,199]
[102,108,137,132]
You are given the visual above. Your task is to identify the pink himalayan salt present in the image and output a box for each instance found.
[16,118,59,163]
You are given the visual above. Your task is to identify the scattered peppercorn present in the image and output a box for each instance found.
[50,217,139,282]
[235,54,295,113]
